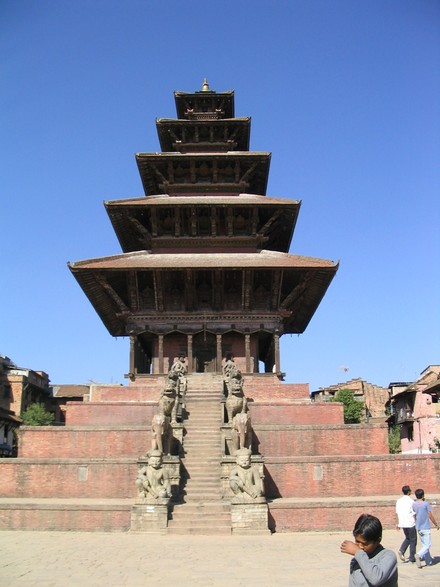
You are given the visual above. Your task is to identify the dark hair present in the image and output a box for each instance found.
[415,488,425,499]
[353,514,382,542]
[402,485,411,495]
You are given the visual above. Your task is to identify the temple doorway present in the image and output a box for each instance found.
[193,331,216,373]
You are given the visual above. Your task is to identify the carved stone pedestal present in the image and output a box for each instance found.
[230,497,270,534]
[130,498,170,533]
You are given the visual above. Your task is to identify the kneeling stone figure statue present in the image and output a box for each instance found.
[135,449,171,502]
[229,448,264,501]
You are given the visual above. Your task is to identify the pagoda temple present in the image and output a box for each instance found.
[69,80,338,379]
[3,83,436,536]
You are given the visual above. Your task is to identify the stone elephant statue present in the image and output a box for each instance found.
[231,411,253,453]
[151,413,173,455]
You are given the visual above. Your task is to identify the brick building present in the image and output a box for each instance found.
[311,377,389,420]
[51,384,89,423]
[388,365,440,454]
[0,355,55,419]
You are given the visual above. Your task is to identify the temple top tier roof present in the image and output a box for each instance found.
[174,79,234,120]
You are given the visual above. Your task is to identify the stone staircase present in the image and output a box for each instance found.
[168,374,231,535]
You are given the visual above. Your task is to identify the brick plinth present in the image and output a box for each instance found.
[18,427,153,458]
[254,423,389,457]
[249,402,344,425]
[90,379,166,402]
[231,499,270,534]
[0,459,138,498]
[263,454,440,498]
[243,376,310,401]
[130,502,170,532]
[17,425,184,460]
[268,498,440,533]
[66,402,157,426]
[0,502,131,532]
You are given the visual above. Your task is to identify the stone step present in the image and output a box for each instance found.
[183,471,222,478]
[182,442,222,449]
[184,414,221,420]
[183,477,221,484]
[185,411,221,416]
[169,518,231,529]
[170,511,231,522]
[181,492,224,501]
[183,460,222,466]
[167,526,231,535]
[183,465,222,473]
[183,438,221,443]
[185,396,224,402]
[183,481,222,489]
[184,425,221,429]
[175,377,229,530]
[183,446,222,452]
[182,455,222,462]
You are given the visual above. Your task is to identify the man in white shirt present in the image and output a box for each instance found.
[395,484,417,563]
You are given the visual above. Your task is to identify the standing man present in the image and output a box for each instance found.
[395,485,417,563]
[412,488,439,568]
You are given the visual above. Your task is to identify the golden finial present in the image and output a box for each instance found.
[201,78,210,92]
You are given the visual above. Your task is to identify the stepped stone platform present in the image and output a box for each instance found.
[1,495,439,533]
[1,373,439,533]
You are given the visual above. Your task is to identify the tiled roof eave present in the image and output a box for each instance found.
[69,251,339,271]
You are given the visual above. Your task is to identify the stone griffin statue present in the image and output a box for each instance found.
[229,448,264,501]
[159,373,178,424]
[225,372,247,423]
[135,449,171,502]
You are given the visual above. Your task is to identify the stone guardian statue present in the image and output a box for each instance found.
[135,449,172,502]
[229,448,264,501]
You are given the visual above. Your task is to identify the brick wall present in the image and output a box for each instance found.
[91,378,166,402]
[66,402,157,426]
[17,427,153,458]
[0,459,138,498]
[243,376,310,401]
[0,505,131,532]
[250,402,344,425]
[268,499,440,532]
[254,423,389,457]
[263,454,440,498]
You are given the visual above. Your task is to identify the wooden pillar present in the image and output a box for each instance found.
[158,335,164,374]
[245,334,251,373]
[129,336,136,379]
[274,332,280,374]
[216,334,222,372]
[187,334,193,374]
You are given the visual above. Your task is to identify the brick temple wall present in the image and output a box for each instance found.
[250,402,343,425]
[17,427,153,458]
[263,454,440,498]
[0,505,131,532]
[268,499,440,533]
[66,402,157,426]
[243,376,310,401]
[91,378,166,402]
[254,424,389,457]
[0,459,137,498]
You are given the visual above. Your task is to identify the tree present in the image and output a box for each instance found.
[22,403,55,426]
[330,388,364,424]
[388,425,401,454]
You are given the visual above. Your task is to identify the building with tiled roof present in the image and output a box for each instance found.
[69,81,338,379]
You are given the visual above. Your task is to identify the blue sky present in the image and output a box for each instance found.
[1,0,439,391]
